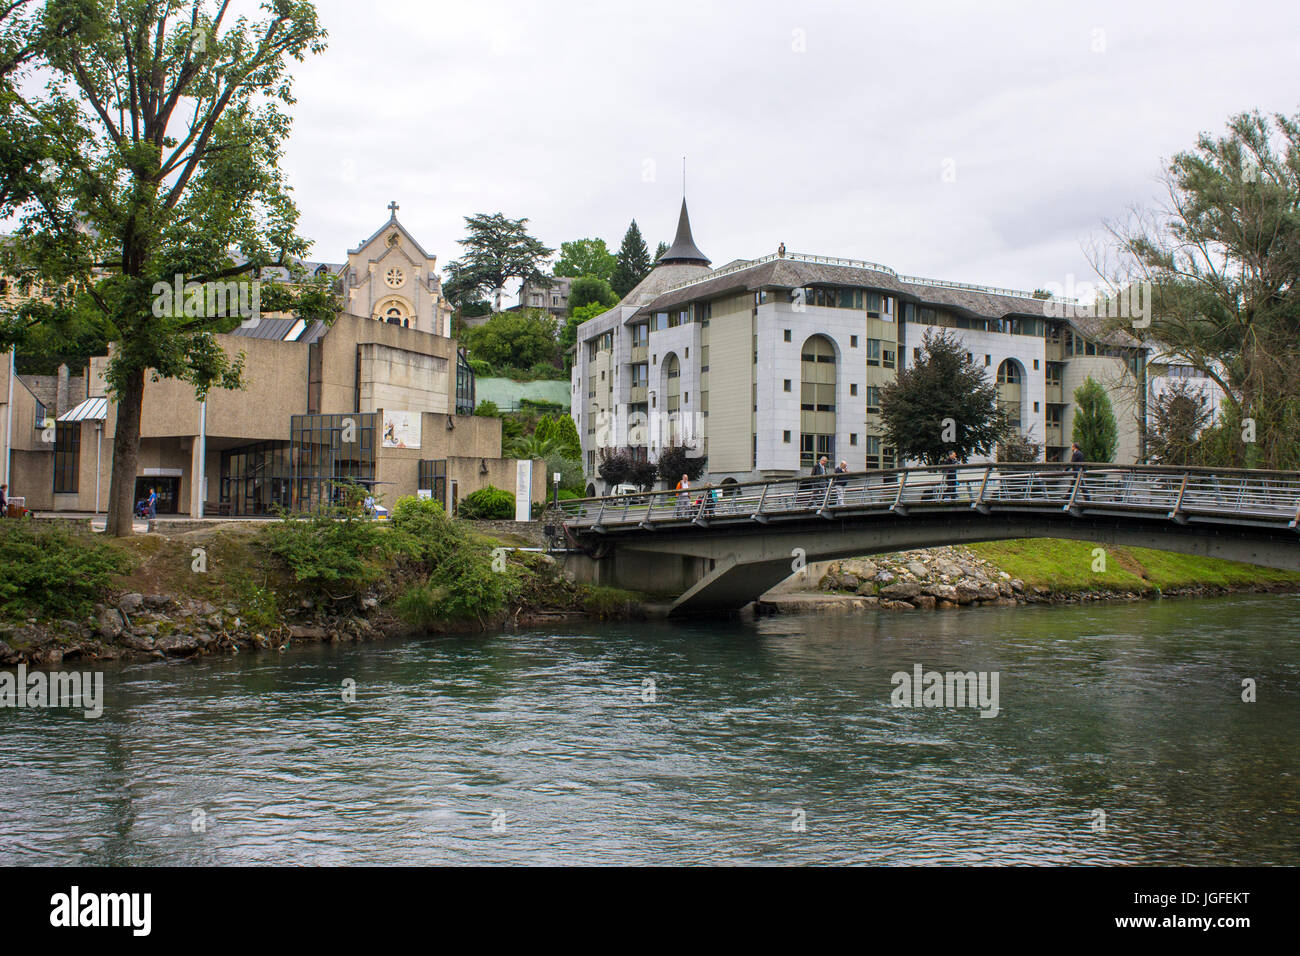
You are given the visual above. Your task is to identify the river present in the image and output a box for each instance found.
[2,593,1297,865]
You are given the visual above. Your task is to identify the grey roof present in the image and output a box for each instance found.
[229,316,328,343]
[620,260,712,308]
[630,252,1142,346]
[658,199,710,266]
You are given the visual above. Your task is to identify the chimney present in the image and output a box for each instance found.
[56,363,70,416]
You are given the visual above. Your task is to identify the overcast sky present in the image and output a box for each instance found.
[282,0,1298,298]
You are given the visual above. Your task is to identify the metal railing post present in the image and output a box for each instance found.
[817,475,834,516]
[890,470,909,514]
[972,466,992,513]
[1168,472,1189,521]
[752,482,769,522]
[1064,467,1084,512]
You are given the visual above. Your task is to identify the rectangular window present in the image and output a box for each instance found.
[850,383,858,396]
[867,339,881,366]
[632,324,649,347]
[783,430,791,443]
[783,379,792,392]
[866,386,881,411]
[850,335,858,348]
[35,400,47,428]
[784,329,792,342]
[1033,358,1040,370]
[850,433,858,446]
[882,348,895,370]
[53,422,80,494]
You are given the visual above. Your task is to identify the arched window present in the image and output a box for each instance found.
[800,335,836,467]
[996,359,1024,428]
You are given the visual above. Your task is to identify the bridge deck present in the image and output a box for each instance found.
[560,464,1300,536]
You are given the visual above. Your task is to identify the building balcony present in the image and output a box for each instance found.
[1046,384,1063,404]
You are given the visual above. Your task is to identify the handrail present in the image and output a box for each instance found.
[559,463,1300,537]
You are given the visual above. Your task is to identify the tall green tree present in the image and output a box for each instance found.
[568,275,617,311]
[653,240,668,263]
[1143,379,1211,465]
[552,238,615,282]
[1108,110,1300,468]
[0,0,331,536]
[460,308,556,370]
[444,212,553,312]
[610,219,651,298]
[879,328,1002,464]
[1071,377,1118,462]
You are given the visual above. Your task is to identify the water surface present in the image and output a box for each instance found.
[2,594,1297,864]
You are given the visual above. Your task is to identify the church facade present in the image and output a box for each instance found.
[1,206,547,517]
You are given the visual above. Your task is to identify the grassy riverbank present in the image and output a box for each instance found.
[0,501,641,665]
[967,539,1300,595]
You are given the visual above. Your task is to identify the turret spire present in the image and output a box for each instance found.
[658,198,710,266]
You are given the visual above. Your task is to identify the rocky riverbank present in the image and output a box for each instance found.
[0,514,643,668]
[758,543,1300,614]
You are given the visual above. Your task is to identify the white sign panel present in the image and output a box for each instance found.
[381,409,421,449]
[514,459,532,522]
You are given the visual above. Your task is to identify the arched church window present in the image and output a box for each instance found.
[384,306,404,325]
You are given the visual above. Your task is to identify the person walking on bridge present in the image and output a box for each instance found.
[675,474,691,517]
[832,460,849,506]
[809,455,830,507]
[1070,442,1090,501]
[943,450,959,500]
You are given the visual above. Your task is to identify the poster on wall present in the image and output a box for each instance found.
[381,409,421,449]
[514,459,532,522]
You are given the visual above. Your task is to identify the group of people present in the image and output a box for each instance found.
[662,441,1094,517]
[674,474,721,517]
[809,456,852,505]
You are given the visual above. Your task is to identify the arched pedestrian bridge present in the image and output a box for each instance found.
[557,463,1300,616]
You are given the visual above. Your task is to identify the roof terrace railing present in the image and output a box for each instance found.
[654,251,1079,304]
[559,463,1300,536]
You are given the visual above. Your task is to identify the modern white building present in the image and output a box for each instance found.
[571,198,1162,493]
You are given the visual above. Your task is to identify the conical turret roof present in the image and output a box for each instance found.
[658,199,710,266]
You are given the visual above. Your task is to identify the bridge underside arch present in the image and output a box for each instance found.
[578,512,1300,616]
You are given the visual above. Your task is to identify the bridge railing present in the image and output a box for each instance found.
[559,463,1300,532]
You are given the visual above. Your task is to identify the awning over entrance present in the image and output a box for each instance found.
[56,396,108,422]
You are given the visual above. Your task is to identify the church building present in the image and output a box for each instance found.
[1,205,547,517]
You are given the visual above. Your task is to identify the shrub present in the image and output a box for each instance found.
[544,452,584,493]
[474,399,500,417]
[0,522,133,620]
[261,502,391,597]
[468,358,492,377]
[388,497,512,626]
[395,545,508,626]
[458,485,515,520]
